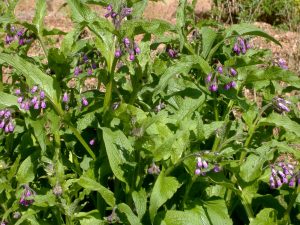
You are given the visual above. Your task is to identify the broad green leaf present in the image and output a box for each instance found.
[225,23,281,46]
[32,0,46,35]
[259,113,300,137]
[203,121,225,139]
[201,27,218,59]
[102,127,134,185]
[249,208,278,225]
[33,192,56,207]
[16,155,35,185]
[191,198,233,225]
[0,53,60,105]
[132,189,147,219]
[240,154,264,182]
[67,0,96,23]
[77,176,116,207]
[0,92,19,109]
[163,210,202,225]
[75,210,106,225]
[26,117,48,153]
[153,55,210,98]
[117,203,142,225]
[245,67,300,88]
[149,171,180,222]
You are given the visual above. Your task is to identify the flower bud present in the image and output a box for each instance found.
[123,38,130,48]
[17,97,23,103]
[134,46,141,55]
[40,101,46,109]
[195,168,201,175]
[89,139,95,146]
[13,211,21,219]
[34,102,40,110]
[115,49,122,58]
[202,160,208,169]
[40,91,45,99]
[217,66,223,74]
[82,97,88,106]
[53,183,63,196]
[230,81,236,88]
[209,84,218,92]
[15,89,21,95]
[87,68,93,75]
[129,54,135,61]
[289,177,295,187]
[31,86,38,93]
[31,96,38,105]
[205,73,212,83]
[230,68,237,76]
[62,92,69,103]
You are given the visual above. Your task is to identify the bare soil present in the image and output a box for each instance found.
[9,0,300,75]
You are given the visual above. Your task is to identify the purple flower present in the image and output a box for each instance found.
[82,54,89,63]
[209,84,218,92]
[205,73,212,83]
[0,120,5,129]
[7,122,15,132]
[123,38,130,48]
[92,63,97,69]
[34,102,40,110]
[129,53,135,61]
[195,168,201,175]
[40,101,46,109]
[62,92,69,103]
[89,139,95,146]
[289,177,295,187]
[0,110,5,117]
[233,43,240,55]
[147,163,160,175]
[224,83,231,90]
[202,160,208,169]
[4,110,11,119]
[197,157,203,168]
[31,96,38,105]
[229,68,237,76]
[122,7,132,16]
[40,91,45,99]
[278,58,288,70]
[87,68,93,75]
[74,66,82,76]
[19,185,35,206]
[217,66,223,74]
[31,86,38,94]
[273,97,291,113]
[230,81,236,88]
[82,97,88,106]
[167,48,178,58]
[115,49,122,58]
[134,46,141,55]
[213,164,221,172]
[17,29,24,37]
[19,38,25,46]
[269,176,276,189]
[15,89,21,95]
[5,35,14,44]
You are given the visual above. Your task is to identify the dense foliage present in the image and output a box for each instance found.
[0,0,300,224]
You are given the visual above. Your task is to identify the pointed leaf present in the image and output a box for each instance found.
[132,189,147,219]
[32,0,46,35]
[16,155,35,185]
[0,92,19,109]
[117,203,142,225]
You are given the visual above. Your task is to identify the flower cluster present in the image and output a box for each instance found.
[269,162,299,189]
[0,109,15,134]
[166,46,178,58]
[104,4,132,30]
[195,157,221,175]
[205,65,237,92]
[61,92,89,110]
[16,86,46,111]
[5,26,33,46]
[272,97,291,113]
[147,163,161,175]
[115,37,141,61]
[19,185,35,206]
[74,53,98,77]
[276,58,288,70]
[233,37,251,55]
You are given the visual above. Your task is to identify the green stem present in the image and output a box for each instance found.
[239,187,255,220]
[211,93,220,152]
[284,186,300,223]
[38,36,48,57]
[68,124,96,160]
[181,175,197,209]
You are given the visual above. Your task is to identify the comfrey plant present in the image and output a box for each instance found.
[0,0,299,224]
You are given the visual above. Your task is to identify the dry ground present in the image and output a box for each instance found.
[9,0,300,75]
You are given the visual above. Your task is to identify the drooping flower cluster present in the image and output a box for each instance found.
[61,91,89,110]
[272,97,291,113]
[73,53,98,77]
[269,162,299,189]
[104,4,132,30]
[276,58,288,70]
[19,185,35,206]
[0,109,15,134]
[195,157,221,176]
[147,163,161,175]
[205,65,238,92]
[115,37,141,61]
[166,46,178,58]
[15,86,46,111]
[4,25,33,46]
[233,37,251,55]
[106,208,120,224]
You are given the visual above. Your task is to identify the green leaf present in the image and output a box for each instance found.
[66,0,96,23]
[225,23,281,46]
[239,154,264,182]
[149,171,180,222]
[117,203,142,225]
[27,117,48,153]
[201,27,218,59]
[0,53,61,105]
[259,113,300,137]
[32,0,46,35]
[163,210,202,225]
[102,127,134,185]
[153,55,210,98]
[0,92,19,109]
[132,189,147,219]
[16,155,35,185]
[77,176,116,207]
[249,208,278,225]
[75,210,106,225]
[245,67,300,88]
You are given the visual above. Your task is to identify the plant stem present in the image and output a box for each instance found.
[181,175,197,209]
[284,186,300,223]
[38,36,48,57]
